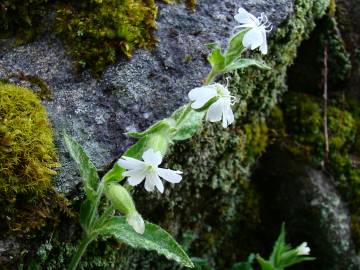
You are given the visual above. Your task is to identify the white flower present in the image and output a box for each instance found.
[127,211,145,234]
[234,8,272,54]
[188,83,235,128]
[296,242,311,256]
[118,148,182,193]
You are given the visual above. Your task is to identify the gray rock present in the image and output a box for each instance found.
[0,0,294,193]
[254,146,360,270]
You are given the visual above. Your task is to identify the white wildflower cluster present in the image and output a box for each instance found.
[117,8,271,233]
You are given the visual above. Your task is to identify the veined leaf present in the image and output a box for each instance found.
[170,104,205,141]
[103,163,125,183]
[97,216,194,268]
[124,136,150,159]
[63,133,99,201]
[208,45,225,73]
[79,199,93,233]
[224,58,271,73]
[127,119,171,139]
[225,30,246,65]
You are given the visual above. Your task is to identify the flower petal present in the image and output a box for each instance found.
[259,26,268,54]
[123,168,147,186]
[142,148,162,166]
[234,8,259,26]
[242,27,264,50]
[222,101,235,128]
[188,85,217,109]
[144,177,155,192]
[153,174,164,193]
[206,99,224,122]
[118,156,144,170]
[157,168,183,184]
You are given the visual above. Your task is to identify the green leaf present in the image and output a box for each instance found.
[170,104,205,141]
[231,254,255,270]
[224,58,271,73]
[208,45,225,74]
[256,255,276,270]
[225,30,246,65]
[127,119,171,139]
[103,163,125,183]
[269,223,289,265]
[63,133,99,201]
[124,136,150,159]
[80,199,93,233]
[97,216,194,268]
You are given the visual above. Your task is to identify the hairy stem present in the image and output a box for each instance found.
[68,234,96,270]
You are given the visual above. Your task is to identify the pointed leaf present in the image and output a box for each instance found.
[208,45,225,73]
[170,105,205,141]
[270,223,288,265]
[224,59,271,73]
[225,30,246,65]
[63,133,99,201]
[97,216,194,268]
[127,120,171,139]
[103,163,125,183]
[256,255,276,270]
[80,199,93,233]
[123,136,150,159]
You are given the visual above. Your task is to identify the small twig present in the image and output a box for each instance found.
[323,45,330,169]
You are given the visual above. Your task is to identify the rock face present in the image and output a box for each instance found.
[253,146,360,270]
[1,0,344,269]
[0,0,293,193]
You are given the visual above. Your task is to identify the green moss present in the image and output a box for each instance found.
[55,0,158,75]
[0,83,69,233]
[274,91,360,252]
[0,0,49,42]
[26,0,330,268]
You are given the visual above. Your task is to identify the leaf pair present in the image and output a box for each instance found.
[206,30,270,84]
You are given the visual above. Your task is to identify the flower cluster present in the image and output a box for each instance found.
[117,7,271,233]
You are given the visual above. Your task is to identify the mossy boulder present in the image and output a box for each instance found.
[0,0,345,269]
[0,83,68,233]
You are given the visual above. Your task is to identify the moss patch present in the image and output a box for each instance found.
[0,83,69,233]
[273,91,360,252]
[0,0,49,43]
[55,0,158,75]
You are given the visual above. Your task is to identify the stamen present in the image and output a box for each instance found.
[230,95,238,105]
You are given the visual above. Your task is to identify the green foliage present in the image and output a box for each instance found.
[63,132,99,201]
[0,0,49,42]
[55,0,158,75]
[233,225,314,270]
[0,82,69,233]
[63,134,193,269]
[98,216,194,267]
[276,92,360,251]
[206,32,270,84]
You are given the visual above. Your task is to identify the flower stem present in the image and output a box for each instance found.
[68,181,105,270]
[204,70,217,85]
[68,234,96,270]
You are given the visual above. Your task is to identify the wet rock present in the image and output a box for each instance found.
[253,146,360,270]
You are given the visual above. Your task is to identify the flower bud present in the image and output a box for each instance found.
[127,211,145,234]
[105,183,136,215]
[146,133,169,156]
[105,183,145,234]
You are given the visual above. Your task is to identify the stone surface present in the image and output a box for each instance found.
[0,0,294,193]
[253,146,360,270]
